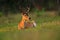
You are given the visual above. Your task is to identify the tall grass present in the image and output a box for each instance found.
[0,11,60,40]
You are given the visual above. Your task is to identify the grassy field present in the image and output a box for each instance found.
[0,11,60,40]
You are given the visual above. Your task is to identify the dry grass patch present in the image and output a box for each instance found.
[41,21,60,27]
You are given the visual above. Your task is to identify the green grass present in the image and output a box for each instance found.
[0,11,60,40]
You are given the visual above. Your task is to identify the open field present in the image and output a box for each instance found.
[0,11,60,40]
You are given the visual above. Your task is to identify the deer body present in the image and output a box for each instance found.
[18,14,29,30]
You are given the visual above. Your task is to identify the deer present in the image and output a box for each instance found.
[18,7,36,30]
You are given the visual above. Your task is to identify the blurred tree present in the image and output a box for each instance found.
[0,0,60,15]
[57,0,60,16]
